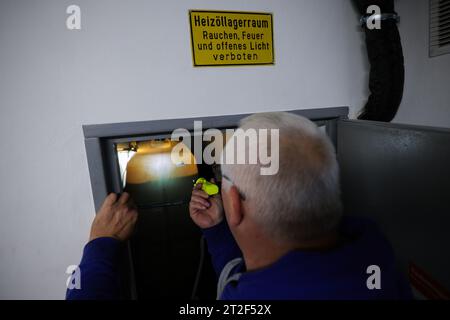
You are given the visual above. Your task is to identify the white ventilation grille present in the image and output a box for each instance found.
[430,0,450,57]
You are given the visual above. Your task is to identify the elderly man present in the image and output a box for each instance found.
[66,112,411,300]
[189,112,412,299]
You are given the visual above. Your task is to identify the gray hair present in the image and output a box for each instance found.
[221,112,342,243]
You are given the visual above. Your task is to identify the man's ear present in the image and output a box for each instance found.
[227,185,243,227]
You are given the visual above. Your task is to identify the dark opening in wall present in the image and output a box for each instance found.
[115,137,224,299]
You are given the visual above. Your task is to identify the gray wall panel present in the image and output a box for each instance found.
[338,119,450,291]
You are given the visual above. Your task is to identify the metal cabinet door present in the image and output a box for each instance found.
[337,119,450,296]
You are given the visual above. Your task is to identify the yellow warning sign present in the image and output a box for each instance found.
[189,10,274,67]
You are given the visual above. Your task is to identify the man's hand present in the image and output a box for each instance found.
[189,181,224,229]
[89,192,138,242]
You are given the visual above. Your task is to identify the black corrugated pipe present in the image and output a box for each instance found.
[353,0,405,122]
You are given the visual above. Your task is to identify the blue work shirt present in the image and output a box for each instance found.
[66,216,412,300]
[203,217,412,300]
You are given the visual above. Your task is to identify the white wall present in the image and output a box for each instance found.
[0,0,369,299]
[394,0,450,128]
